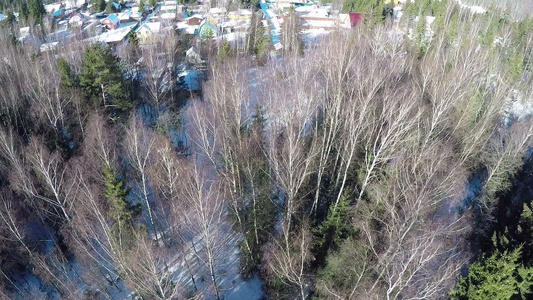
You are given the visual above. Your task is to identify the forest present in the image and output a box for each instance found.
[0,0,532,299]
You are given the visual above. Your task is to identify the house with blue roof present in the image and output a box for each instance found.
[102,14,120,30]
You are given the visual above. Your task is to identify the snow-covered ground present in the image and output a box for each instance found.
[178,69,204,91]
[505,89,533,122]
[302,28,330,46]
[163,219,264,299]
[456,0,487,14]
[95,23,138,44]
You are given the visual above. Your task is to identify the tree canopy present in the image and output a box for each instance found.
[79,44,134,115]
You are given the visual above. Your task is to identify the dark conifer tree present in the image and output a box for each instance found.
[28,0,45,25]
[79,45,135,116]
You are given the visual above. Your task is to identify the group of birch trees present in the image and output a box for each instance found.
[185,6,533,300]
[0,1,532,300]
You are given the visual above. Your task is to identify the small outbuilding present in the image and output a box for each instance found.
[186,46,202,65]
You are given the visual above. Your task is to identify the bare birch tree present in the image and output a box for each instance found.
[26,138,77,222]
[179,162,229,300]
[125,113,158,234]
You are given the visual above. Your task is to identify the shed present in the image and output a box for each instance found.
[186,46,202,65]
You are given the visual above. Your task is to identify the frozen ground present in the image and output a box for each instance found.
[302,28,330,46]
[504,89,533,125]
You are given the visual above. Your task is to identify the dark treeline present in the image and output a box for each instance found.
[0,0,532,299]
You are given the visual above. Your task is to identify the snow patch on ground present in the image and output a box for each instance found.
[224,274,264,300]
[178,69,204,91]
[504,89,533,124]
[302,28,330,46]
[456,0,487,14]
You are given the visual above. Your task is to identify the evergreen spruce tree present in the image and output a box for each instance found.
[58,58,77,89]
[313,194,352,256]
[414,13,428,57]
[127,31,140,49]
[247,12,270,61]
[21,1,29,23]
[341,0,357,13]
[316,238,370,298]
[518,203,533,261]
[104,166,132,224]
[90,0,104,13]
[149,0,157,8]
[217,40,231,62]
[79,44,135,116]
[103,166,138,250]
[105,0,115,14]
[139,0,146,14]
[28,0,45,25]
[1,11,16,28]
[449,247,533,300]
[281,7,303,57]
[371,0,385,23]
[507,49,525,81]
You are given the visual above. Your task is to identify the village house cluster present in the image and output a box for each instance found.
[1,0,405,56]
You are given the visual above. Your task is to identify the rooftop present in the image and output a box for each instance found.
[104,14,120,25]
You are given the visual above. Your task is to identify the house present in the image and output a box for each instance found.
[102,14,120,30]
[118,9,143,21]
[348,13,363,28]
[135,22,161,44]
[209,7,226,18]
[176,21,199,35]
[88,23,137,49]
[52,8,65,19]
[160,3,183,20]
[68,12,86,27]
[40,41,59,53]
[112,2,121,11]
[118,10,132,21]
[186,15,203,25]
[65,0,86,8]
[186,46,202,65]
[228,9,252,20]
[118,8,142,22]
[45,3,63,14]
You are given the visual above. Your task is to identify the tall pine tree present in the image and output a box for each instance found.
[28,0,45,25]
[79,44,135,116]
[103,166,138,250]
